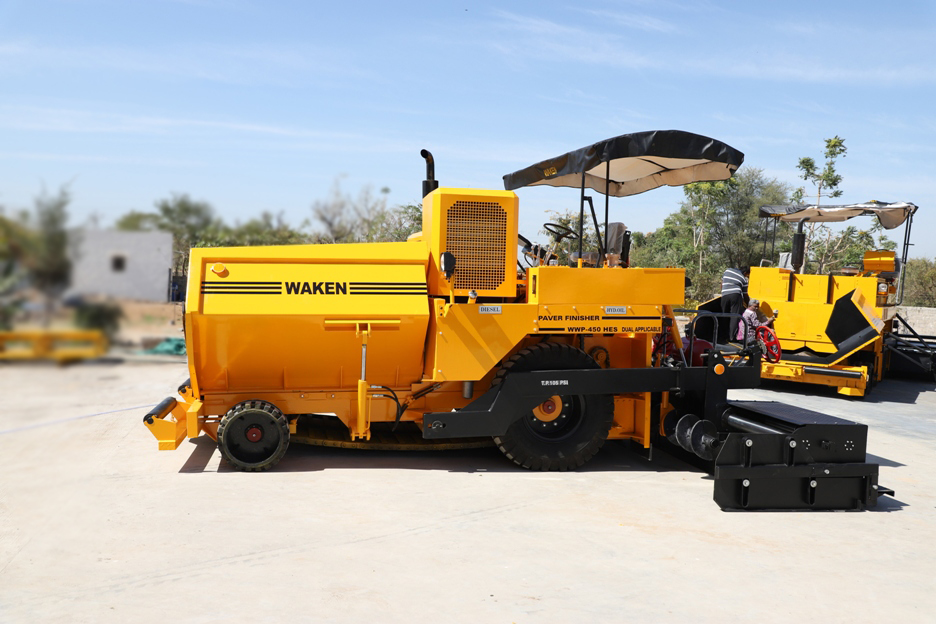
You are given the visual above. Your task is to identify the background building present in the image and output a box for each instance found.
[67,230,173,302]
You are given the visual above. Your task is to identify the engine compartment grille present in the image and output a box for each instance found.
[445,200,507,292]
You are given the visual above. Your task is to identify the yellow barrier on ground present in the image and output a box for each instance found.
[0,330,108,362]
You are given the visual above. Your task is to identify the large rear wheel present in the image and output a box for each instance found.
[492,343,614,471]
[217,400,290,471]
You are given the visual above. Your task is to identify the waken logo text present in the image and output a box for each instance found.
[285,281,348,295]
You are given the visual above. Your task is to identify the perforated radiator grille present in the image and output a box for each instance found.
[445,200,507,292]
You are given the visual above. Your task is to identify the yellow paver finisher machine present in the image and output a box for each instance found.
[146,130,893,510]
[699,201,934,397]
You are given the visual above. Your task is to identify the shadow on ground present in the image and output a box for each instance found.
[179,434,700,476]
[755,377,935,405]
[760,379,936,404]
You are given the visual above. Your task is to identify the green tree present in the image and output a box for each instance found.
[21,187,72,325]
[902,257,936,307]
[222,212,310,247]
[367,202,423,242]
[791,136,847,271]
[631,168,790,302]
[809,221,896,274]
[116,194,225,271]
[114,210,160,232]
[155,194,224,270]
[793,135,847,205]
[114,183,421,269]
[310,182,397,243]
[538,207,602,266]
[702,169,790,270]
[0,213,32,329]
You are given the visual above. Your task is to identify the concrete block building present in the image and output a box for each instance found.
[68,230,173,302]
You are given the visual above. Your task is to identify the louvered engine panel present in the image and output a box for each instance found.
[445,200,507,293]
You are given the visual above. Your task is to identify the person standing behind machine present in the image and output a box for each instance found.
[720,267,749,340]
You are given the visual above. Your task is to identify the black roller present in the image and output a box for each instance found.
[725,413,784,435]
[144,397,177,425]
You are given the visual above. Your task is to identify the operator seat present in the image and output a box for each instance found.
[606,222,629,267]
[569,221,629,267]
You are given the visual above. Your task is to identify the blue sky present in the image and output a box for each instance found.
[1,0,934,257]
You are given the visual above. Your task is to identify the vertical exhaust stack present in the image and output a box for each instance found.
[791,218,808,274]
[421,149,439,198]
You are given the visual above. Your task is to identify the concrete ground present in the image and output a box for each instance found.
[1,360,934,623]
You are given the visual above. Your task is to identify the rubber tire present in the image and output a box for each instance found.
[217,400,290,471]
[492,343,614,471]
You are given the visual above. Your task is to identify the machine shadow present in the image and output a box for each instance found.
[178,436,218,473]
[178,437,905,511]
[749,377,934,405]
[720,496,908,514]
[865,453,905,468]
[862,378,936,405]
[178,435,703,476]
[277,439,702,475]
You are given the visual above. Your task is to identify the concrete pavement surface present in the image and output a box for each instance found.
[1,361,934,623]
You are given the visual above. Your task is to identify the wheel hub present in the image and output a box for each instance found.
[532,395,565,424]
[245,424,264,443]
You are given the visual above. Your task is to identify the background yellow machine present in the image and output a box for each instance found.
[0,329,107,362]
[145,130,892,511]
[702,201,932,397]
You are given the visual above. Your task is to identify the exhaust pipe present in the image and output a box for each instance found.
[421,149,439,198]
[791,217,808,274]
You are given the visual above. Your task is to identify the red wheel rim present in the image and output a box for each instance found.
[756,326,782,363]
[245,424,264,442]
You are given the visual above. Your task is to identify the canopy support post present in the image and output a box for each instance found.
[896,212,914,305]
[585,196,604,261]
[771,218,778,262]
[604,161,610,264]
[762,218,769,263]
[578,170,586,263]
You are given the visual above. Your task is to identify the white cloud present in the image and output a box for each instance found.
[481,10,936,87]
[0,39,370,87]
[586,9,678,34]
[0,150,206,167]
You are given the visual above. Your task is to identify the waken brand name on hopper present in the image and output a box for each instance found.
[284,281,348,295]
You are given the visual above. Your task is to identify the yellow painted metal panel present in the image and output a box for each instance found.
[534,304,663,334]
[863,250,896,273]
[749,267,888,356]
[186,250,430,394]
[432,303,533,382]
[748,267,790,302]
[772,302,830,346]
[528,266,684,305]
[791,273,829,304]
[760,362,868,395]
[423,188,519,298]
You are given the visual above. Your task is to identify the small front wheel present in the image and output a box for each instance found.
[217,401,290,471]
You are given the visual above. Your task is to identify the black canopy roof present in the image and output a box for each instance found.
[503,129,744,197]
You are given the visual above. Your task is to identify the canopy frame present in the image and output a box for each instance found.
[758,201,919,305]
[503,130,744,267]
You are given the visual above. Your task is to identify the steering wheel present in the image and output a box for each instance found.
[543,222,579,242]
[756,326,782,363]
